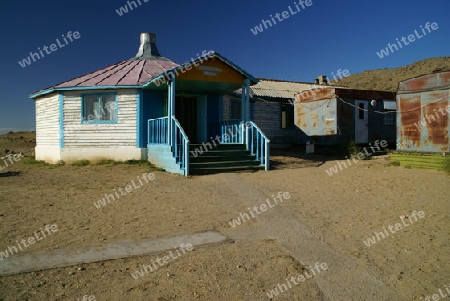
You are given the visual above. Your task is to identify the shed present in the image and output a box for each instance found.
[230,78,335,147]
[294,87,397,146]
[396,71,450,153]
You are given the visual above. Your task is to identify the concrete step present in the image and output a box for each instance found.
[190,150,251,157]
[189,143,246,151]
[190,160,262,169]
[188,143,265,175]
[190,154,256,163]
[189,165,265,175]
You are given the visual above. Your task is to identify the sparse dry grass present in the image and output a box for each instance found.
[335,56,450,91]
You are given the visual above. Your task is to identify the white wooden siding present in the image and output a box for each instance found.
[63,89,138,147]
[36,93,60,147]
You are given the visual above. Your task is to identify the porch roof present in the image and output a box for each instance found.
[29,52,257,99]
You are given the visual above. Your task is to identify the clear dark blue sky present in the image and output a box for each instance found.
[1,0,449,133]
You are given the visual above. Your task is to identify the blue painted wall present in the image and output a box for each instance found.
[207,95,221,139]
[142,90,166,146]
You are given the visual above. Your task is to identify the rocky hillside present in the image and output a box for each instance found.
[333,56,450,91]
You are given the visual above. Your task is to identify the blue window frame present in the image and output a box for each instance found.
[81,93,118,123]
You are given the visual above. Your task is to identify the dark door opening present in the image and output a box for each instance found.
[175,96,198,143]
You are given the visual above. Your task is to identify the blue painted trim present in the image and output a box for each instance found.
[58,93,64,148]
[30,85,139,99]
[136,89,143,147]
[80,92,119,124]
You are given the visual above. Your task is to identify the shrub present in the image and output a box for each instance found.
[388,160,400,166]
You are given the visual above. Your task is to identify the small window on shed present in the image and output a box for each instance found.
[383,100,396,125]
[358,103,365,119]
[82,93,118,123]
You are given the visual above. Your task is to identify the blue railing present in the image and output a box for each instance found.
[219,120,270,171]
[219,119,243,144]
[246,121,270,171]
[148,116,189,176]
[148,117,168,144]
[171,117,190,176]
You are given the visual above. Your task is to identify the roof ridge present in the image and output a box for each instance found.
[257,77,315,84]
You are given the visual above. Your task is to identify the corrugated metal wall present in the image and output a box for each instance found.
[397,71,450,153]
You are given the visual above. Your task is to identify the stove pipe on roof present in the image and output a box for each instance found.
[133,32,161,59]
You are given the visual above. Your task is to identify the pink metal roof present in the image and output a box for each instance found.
[30,33,259,99]
[53,58,179,88]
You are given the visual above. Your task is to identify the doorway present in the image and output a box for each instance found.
[355,100,368,143]
[175,96,198,143]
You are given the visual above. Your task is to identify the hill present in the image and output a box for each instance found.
[332,56,450,91]
[0,131,36,158]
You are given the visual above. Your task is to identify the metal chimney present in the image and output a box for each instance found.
[317,75,328,85]
[132,32,162,59]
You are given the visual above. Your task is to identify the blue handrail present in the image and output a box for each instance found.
[148,117,168,144]
[219,119,243,144]
[148,116,189,176]
[219,119,270,171]
[171,116,190,176]
[245,121,270,171]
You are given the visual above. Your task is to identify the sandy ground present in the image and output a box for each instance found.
[0,133,449,300]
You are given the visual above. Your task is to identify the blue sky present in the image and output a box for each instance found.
[1,0,449,133]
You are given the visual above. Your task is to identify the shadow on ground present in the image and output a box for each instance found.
[0,171,21,177]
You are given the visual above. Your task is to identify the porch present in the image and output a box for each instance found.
[144,53,270,176]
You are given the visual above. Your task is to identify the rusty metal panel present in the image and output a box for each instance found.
[397,94,422,151]
[397,71,450,153]
[295,88,335,103]
[421,90,449,152]
[398,71,450,94]
[294,98,337,137]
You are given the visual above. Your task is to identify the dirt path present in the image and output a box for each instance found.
[219,173,399,301]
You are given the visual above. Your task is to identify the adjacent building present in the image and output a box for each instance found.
[294,87,397,146]
[396,70,450,153]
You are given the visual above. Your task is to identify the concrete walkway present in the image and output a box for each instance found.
[0,230,230,276]
[219,173,400,301]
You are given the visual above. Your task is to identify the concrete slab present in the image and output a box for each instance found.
[0,230,231,276]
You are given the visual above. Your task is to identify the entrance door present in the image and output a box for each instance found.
[355,100,368,143]
[175,96,198,143]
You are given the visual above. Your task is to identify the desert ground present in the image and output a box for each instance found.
[0,132,449,301]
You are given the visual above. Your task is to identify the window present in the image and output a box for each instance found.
[281,103,294,129]
[82,94,118,123]
[383,100,396,125]
[230,100,241,120]
[358,103,365,119]
[384,112,395,125]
